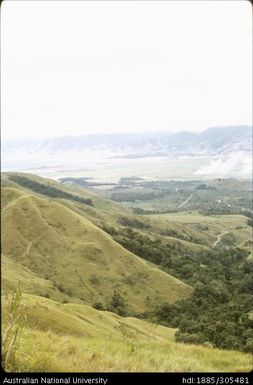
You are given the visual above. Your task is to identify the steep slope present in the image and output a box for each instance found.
[1,186,191,313]
[2,256,71,303]
[1,172,131,223]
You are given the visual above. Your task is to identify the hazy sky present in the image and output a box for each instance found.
[1,0,252,140]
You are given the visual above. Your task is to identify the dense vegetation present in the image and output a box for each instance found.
[9,175,94,206]
[102,224,205,269]
[115,228,174,269]
[152,247,253,353]
[92,178,252,215]
[95,175,252,353]
[101,222,253,353]
[242,209,253,227]
[111,191,166,202]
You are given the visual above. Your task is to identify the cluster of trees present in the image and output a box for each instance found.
[133,208,160,215]
[105,179,252,214]
[94,290,128,317]
[242,210,253,227]
[101,224,199,273]
[111,191,166,202]
[195,184,216,190]
[151,247,253,353]
[132,207,180,215]
[114,228,174,269]
[9,175,94,206]
[118,217,151,229]
[199,205,253,217]
[199,206,234,216]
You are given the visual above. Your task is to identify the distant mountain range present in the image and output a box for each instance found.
[2,125,252,178]
[2,125,252,156]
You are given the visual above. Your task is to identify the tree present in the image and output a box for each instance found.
[108,290,127,316]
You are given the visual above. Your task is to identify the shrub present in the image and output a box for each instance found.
[93,302,105,310]
[107,290,128,316]
[175,331,205,345]
[89,275,100,285]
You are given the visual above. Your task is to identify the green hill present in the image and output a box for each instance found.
[2,178,191,314]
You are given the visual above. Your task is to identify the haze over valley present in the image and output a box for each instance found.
[2,125,252,181]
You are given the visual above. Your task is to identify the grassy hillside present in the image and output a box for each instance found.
[2,293,252,372]
[2,256,73,303]
[2,172,252,372]
[1,184,191,314]
[148,211,252,249]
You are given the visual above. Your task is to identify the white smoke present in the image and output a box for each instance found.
[194,151,252,178]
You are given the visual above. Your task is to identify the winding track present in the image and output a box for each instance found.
[213,231,228,247]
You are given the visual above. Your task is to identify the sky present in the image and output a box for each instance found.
[1,0,252,140]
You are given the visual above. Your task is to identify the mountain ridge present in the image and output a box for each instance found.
[2,126,252,179]
[3,125,251,155]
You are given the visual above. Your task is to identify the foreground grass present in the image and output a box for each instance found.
[2,294,252,373]
[13,328,252,372]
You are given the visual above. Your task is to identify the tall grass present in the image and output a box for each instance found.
[2,290,26,371]
[1,293,252,372]
[13,328,253,372]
